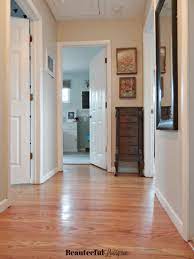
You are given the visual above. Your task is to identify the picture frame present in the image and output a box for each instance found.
[46,48,55,78]
[119,77,136,99]
[160,47,166,74]
[116,48,137,75]
[67,111,76,122]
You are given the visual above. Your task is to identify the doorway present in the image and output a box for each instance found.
[62,46,107,168]
[57,41,112,172]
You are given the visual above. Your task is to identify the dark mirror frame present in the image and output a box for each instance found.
[155,0,178,130]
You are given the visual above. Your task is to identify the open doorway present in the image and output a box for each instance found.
[61,46,108,168]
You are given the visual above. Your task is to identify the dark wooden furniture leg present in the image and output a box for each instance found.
[114,161,118,176]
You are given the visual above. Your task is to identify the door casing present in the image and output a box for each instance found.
[57,41,112,172]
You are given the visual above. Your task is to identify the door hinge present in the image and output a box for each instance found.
[30,152,33,160]
[105,146,107,152]
[30,35,33,43]
[30,93,34,101]
[105,101,107,108]
[105,57,107,63]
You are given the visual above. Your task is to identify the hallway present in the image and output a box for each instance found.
[0,165,193,258]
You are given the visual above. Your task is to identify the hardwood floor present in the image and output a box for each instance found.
[0,165,193,258]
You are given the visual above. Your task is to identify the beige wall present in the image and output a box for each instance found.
[32,0,57,176]
[150,0,186,235]
[0,0,10,202]
[57,19,143,166]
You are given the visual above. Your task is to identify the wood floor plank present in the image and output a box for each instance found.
[0,165,193,259]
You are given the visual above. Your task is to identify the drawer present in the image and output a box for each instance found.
[119,154,139,162]
[119,115,138,123]
[119,145,138,155]
[119,108,138,115]
[119,127,138,137]
[120,122,138,130]
[119,136,138,145]
[120,145,138,155]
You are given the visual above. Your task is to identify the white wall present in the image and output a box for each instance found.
[32,0,57,177]
[57,19,143,166]
[188,0,194,241]
[0,0,10,206]
[144,0,190,239]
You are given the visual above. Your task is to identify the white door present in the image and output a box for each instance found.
[89,48,107,169]
[143,32,155,177]
[10,18,31,184]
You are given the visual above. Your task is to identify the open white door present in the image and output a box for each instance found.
[89,48,107,170]
[10,18,31,184]
[143,15,155,178]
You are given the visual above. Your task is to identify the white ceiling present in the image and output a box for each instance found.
[62,47,102,73]
[46,0,147,21]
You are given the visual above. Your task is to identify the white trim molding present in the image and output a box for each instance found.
[0,199,10,213]
[15,0,43,185]
[156,188,183,238]
[57,40,112,173]
[40,168,58,184]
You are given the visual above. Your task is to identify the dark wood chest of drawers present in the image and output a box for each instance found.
[114,107,144,176]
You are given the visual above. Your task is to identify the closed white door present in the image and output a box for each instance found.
[89,48,107,170]
[10,18,30,184]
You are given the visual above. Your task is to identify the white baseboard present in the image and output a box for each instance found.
[0,199,10,213]
[40,168,58,184]
[189,241,194,251]
[156,188,183,238]
[111,167,115,173]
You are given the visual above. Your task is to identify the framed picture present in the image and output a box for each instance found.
[116,48,137,75]
[46,48,55,78]
[67,111,76,122]
[160,47,166,74]
[119,77,136,99]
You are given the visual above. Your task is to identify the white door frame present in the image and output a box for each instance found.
[181,0,192,242]
[15,0,43,184]
[143,2,156,178]
[57,41,112,172]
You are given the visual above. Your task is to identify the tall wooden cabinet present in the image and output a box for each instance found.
[114,107,144,176]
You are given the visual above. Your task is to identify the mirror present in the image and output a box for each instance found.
[156,0,178,130]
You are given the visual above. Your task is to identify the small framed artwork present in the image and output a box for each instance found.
[67,111,76,122]
[160,47,166,74]
[46,48,55,78]
[116,48,137,75]
[119,77,136,99]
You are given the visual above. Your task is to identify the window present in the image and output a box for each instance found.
[82,91,89,109]
[62,88,70,103]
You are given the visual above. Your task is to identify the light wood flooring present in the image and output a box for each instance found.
[0,165,193,258]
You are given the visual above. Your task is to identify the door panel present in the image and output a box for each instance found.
[89,48,107,169]
[10,18,30,184]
